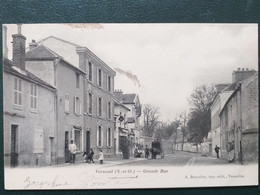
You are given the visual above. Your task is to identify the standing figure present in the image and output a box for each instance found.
[98,149,104,164]
[82,148,95,163]
[145,145,149,158]
[69,140,77,163]
[214,145,220,159]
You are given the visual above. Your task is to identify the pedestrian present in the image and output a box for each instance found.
[214,145,220,159]
[82,148,95,163]
[228,141,235,163]
[69,140,77,163]
[98,149,104,164]
[145,145,149,158]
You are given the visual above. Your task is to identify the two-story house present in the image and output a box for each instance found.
[3,26,56,167]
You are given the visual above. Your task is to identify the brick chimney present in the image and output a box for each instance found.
[3,25,9,58]
[29,39,38,51]
[232,68,256,83]
[12,24,26,70]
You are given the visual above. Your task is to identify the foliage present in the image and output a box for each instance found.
[119,137,131,159]
[142,104,160,137]
[187,84,216,145]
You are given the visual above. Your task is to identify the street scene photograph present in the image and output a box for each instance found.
[2,23,258,189]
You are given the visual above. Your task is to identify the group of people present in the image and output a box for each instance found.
[68,140,104,164]
[214,141,235,163]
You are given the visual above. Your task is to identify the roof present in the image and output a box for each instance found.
[38,36,115,75]
[114,99,131,111]
[25,45,85,75]
[3,58,56,90]
[26,45,59,60]
[115,93,136,104]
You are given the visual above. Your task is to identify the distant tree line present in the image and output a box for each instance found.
[141,84,216,151]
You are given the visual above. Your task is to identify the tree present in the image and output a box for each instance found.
[177,112,188,151]
[142,104,160,137]
[187,84,216,150]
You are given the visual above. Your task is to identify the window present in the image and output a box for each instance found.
[107,127,112,147]
[97,125,103,147]
[14,77,22,106]
[88,93,92,114]
[98,68,102,87]
[74,97,81,115]
[30,84,37,110]
[107,75,111,92]
[76,73,80,88]
[107,101,111,119]
[74,129,82,151]
[97,97,102,117]
[88,62,92,81]
[65,93,70,113]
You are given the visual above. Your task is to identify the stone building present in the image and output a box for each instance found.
[25,42,85,164]
[219,69,258,164]
[114,90,142,148]
[114,98,131,155]
[3,27,56,167]
[31,36,116,158]
[206,84,233,157]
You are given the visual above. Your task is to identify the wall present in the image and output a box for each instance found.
[3,71,55,167]
[55,61,85,163]
[240,73,258,163]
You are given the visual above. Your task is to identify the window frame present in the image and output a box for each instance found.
[97,125,103,147]
[14,77,23,108]
[74,96,81,116]
[30,83,38,112]
[65,93,70,114]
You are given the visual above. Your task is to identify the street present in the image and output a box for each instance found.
[110,151,230,167]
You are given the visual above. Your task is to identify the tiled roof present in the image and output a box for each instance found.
[3,58,55,90]
[26,45,59,59]
[115,93,136,104]
[222,82,237,92]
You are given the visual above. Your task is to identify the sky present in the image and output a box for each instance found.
[3,23,258,121]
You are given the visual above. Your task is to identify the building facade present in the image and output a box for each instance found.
[219,70,258,164]
[114,90,142,148]
[32,36,116,158]
[3,29,57,167]
[114,98,131,155]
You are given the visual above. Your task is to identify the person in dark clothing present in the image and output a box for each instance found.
[83,148,95,163]
[145,145,149,158]
[214,145,220,159]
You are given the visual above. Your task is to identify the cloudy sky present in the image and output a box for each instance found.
[4,23,258,121]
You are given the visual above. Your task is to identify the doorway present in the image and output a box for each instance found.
[10,125,18,167]
[86,131,90,154]
[65,131,70,162]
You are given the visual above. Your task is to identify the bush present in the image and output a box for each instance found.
[119,137,131,159]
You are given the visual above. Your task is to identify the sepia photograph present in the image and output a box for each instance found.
[2,23,258,189]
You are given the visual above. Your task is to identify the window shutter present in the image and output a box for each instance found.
[96,96,99,116]
[97,125,99,147]
[79,98,82,115]
[74,96,76,114]
[96,66,99,85]
[101,126,103,147]
[106,127,109,147]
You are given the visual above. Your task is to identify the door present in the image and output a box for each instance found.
[86,131,90,154]
[49,137,54,165]
[65,131,70,162]
[10,125,18,167]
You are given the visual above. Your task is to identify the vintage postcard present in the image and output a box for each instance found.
[2,23,258,189]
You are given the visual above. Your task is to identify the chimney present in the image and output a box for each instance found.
[12,24,26,70]
[232,68,256,83]
[3,25,9,58]
[29,39,38,50]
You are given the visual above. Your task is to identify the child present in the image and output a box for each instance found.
[98,149,104,164]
